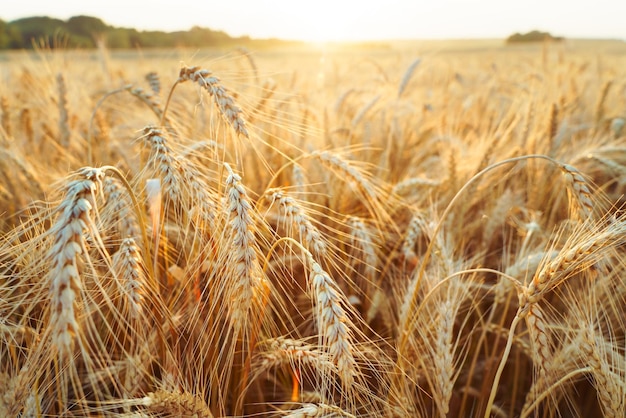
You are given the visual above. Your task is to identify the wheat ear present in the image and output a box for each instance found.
[142,126,181,202]
[523,222,626,306]
[48,167,105,357]
[142,390,213,418]
[432,301,456,418]
[224,162,263,329]
[56,73,70,148]
[145,71,161,95]
[0,364,31,417]
[347,216,377,274]
[284,403,356,418]
[177,66,249,137]
[1,96,11,137]
[525,304,551,377]
[307,253,357,388]
[103,176,140,240]
[253,337,336,376]
[580,323,625,418]
[558,162,594,220]
[268,189,327,256]
[142,126,216,229]
[127,86,163,120]
[113,238,146,319]
[398,58,421,98]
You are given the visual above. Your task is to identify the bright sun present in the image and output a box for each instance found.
[279,1,373,44]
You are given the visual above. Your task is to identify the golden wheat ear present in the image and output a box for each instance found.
[170,66,249,138]
[48,167,106,358]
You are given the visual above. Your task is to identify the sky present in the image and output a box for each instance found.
[3,1,626,42]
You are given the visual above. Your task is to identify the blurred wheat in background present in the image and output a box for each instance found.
[0,39,625,417]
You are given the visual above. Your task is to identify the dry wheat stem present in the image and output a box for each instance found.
[521,367,592,418]
[484,313,523,418]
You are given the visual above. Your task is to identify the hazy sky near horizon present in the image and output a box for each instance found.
[3,1,626,42]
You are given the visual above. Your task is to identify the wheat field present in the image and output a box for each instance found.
[0,40,625,417]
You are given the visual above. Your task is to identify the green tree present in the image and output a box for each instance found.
[0,19,19,49]
[9,16,68,47]
[67,15,108,44]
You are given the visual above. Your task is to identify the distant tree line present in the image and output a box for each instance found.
[0,15,300,49]
[506,30,564,44]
